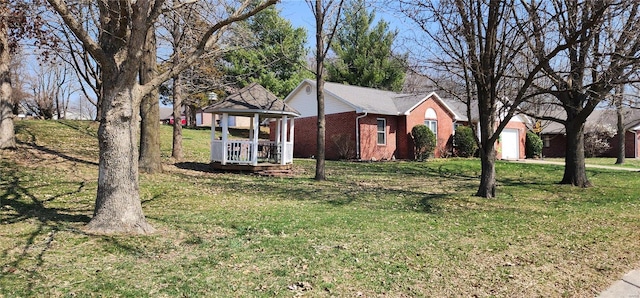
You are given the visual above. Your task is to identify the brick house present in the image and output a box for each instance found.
[539,109,640,158]
[280,79,528,161]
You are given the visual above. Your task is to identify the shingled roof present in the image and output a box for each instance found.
[539,108,640,134]
[203,83,300,117]
[297,79,465,120]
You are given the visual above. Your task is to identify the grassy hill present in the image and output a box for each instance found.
[1,120,640,297]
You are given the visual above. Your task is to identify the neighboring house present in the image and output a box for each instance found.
[159,106,184,125]
[539,109,640,158]
[194,110,251,128]
[282,79,528,161]
[161,106,250,127]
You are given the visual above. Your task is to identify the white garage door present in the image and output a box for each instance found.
[501,129,519,160]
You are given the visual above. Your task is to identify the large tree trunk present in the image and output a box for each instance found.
[561,121,591,187]
[477,143,497,198]
[474,81,498,198]
[86,84,154,234]
[476,100,497,198]
[0,17,15,150]
[315,76,326,180]
[615,85,625,165]
[615,108,625,164]
[314,0,326,181]
[139,27,162,174]
[172,75,183,160]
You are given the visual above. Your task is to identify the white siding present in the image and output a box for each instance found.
[510,115,525,122]
[287,82,355,117]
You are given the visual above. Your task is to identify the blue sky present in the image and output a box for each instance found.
[276,0,416,51]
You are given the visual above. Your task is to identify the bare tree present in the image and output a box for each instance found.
[613,85,625,164]
[139,25,162,173]
[306,0,344,181]
[46,0,277,234]
[159,0,226,160]
[26,62,75,119]
[9,49,31,116]
[0,2,13,149]
[50,1,103,121]
[1,1,47,148]
[526,1,640,187]
[400,0,603,197]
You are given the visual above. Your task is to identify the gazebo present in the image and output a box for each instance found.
[203,83,300,172]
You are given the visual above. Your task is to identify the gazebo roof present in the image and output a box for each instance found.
[203,83,300,117]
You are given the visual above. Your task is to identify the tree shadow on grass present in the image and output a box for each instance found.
[174,161,219,173]
[16,140,99,166]
[0,165,92,296]
[170,161,458,214]
[57,120,99,138]
[168,162,488,213]
[14,122,98,166]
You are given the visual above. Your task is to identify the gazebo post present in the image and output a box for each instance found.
[275,118,281,146]
[211,113,217,161]
[280,115,288,165]
[289,118,295,163]
[221,113,229,165]
[251,113,259,166]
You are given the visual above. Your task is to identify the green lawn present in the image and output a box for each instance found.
[2,120,639,297]
[544,157,640,169]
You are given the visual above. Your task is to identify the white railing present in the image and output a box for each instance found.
[211,140,224,161]
[211,140,294,165]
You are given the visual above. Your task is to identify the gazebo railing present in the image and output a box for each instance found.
[211,140,292,165]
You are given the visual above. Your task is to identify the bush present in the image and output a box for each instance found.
[525,131,543,158]
[584,124,616,157]
[453,126,477,157]
[411,124,436,160]
[331,133,355,160]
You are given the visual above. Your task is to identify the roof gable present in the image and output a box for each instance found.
[401,92,463,121]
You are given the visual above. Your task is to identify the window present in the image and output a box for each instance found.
[453,122,462,132]
[424,108,438,141]
[377,118,386,145]
[543,135,551,148]
[425,120,438,139]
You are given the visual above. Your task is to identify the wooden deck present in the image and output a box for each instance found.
[209,162,292,174]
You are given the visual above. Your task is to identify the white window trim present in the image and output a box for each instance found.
[377,118,386,145]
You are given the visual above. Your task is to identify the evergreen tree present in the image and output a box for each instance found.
[327,0,406,91]
[222,6,310,98]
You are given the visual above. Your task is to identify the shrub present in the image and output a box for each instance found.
[331,133,355,160]
[584,124,616,157]
[453,126,477,157]
[525,131,543,158]
[411,124,436,160]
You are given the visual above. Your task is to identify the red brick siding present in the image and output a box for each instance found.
[358,115,397,160]
[282,112,359,159]
[542,134,566,158]
[404,95,456,158]
[543,131,639,158]
[396,116,410,159]
[602,131,638,158]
